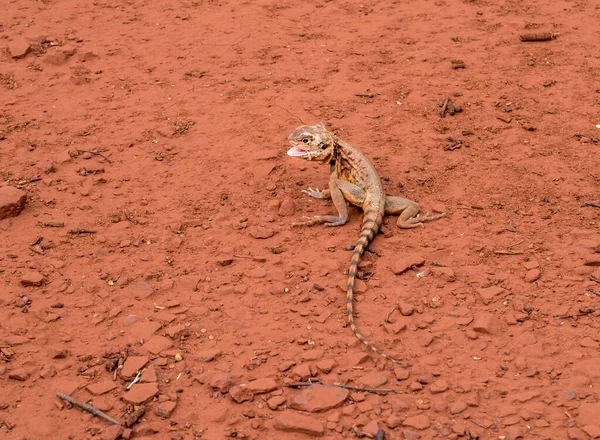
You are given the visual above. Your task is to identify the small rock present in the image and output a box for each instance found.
[402,430,422,440]
[43,51,69,66]
[245,378,278,394]
[391,255,425,275]
[123,382,159,404]
[36,160,55,174]
[362,420,380,437]
[278,196,296,217]
[278,359,296,372]
[567,428,587,440]
[476,286,506,305]
[384,319,407,334]
[357,372,389,388]
[86,380,117,396]
[140,365,158,383]
[523,259,539,270]
[100,425,123,440]
[394,367,410,381]
[249,267,267,278]
[155,401,177,418]
[584,255,600,266]
[300,349,324,361]
[449,400,468,414]
[141,336,173,354]
[403,414,430,430]
[525,268,541,283]
[8,38,31,59]
[229,385,254,403]
[209,372,232,393]
[124,283,154,300]
[429,379,449,394]
[248,226,275,239]
[290,384,348,412]
[39,364,56,379]
[20,271,44,287]
[582,426,600,439]
[472,312,503,335]
[399,302,415,316]
[502,426,525,440]
[195,348,222,362]
[511,390,540,403]
[290,363,313,381]
[121,356,149,379]
[267,395,287,410]
[8,368,29,381]
[386,414,403,429]
[273,411,324,436]
[315,359,336,374]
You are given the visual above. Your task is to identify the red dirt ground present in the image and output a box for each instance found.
[1,0,600,439]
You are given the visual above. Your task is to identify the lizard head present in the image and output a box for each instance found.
[287,122,334,162]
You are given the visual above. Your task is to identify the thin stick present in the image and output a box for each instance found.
[56,392,121,426]
[76,149,113,164]
[286,381,398,395]
[385,305,397,323]
[126,370,144,390]
[68,229,97,235]
[440,96,450,118]
[583,201,600,208]
[493,250,523,255]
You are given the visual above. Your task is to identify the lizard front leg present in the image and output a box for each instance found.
[385,196,446,229]
[293,179,351,227]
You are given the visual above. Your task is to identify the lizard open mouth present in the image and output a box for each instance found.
[287,146,311,157]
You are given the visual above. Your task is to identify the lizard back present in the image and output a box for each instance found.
[334,138,402,364]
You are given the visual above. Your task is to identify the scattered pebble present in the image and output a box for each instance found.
[123,382,159,404]
[248,226,275,239]
[19,271,44,287]
[155,401,177,418]
[290,384,349,412]
[472,312,503,335]
[273,411,325,436]
[229,385,254,403]
[391,254,425,275]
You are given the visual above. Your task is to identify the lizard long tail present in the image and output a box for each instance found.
[346,216,401,365]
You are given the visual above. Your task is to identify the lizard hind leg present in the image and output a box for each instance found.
[385,195,446,229]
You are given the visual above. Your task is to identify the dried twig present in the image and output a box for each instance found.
[125,370,144,390]
[28,246,44,255]
[440,96,450,118]
[286,381,398,395]
[519,32,557,42]
[56,392,121,425]
[385,305,397,323]
[37,221,64,228]
[68,229,97,235]
[583,201,600,209]
[76,148,112,164]
[493,249,523,255]
[124,405,146,428]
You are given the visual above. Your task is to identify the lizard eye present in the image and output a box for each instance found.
[321,144,327,150]
[302,138,309,144]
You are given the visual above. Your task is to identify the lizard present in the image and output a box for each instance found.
[286,122,446,364]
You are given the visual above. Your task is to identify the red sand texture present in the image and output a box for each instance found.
[1,0,600,439]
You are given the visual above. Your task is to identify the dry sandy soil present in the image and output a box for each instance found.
[1,0,600,439]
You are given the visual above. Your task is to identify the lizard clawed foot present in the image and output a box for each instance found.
[301,187,324,199]
[324,218,348,227]
[292,215,346,227]
[292,216,320,227]
[398,212,447,229]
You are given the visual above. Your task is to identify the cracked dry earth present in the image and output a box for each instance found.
[1,0,600,439]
